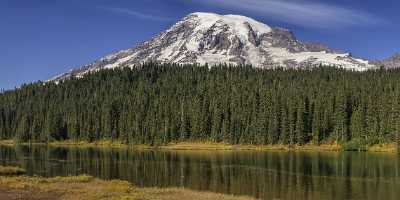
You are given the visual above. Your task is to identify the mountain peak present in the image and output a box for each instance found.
[52,12,376,81]
[187,12,272,34]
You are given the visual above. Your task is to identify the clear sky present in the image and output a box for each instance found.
[1,0,399,90]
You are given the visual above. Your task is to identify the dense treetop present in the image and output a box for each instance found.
[0,63,399,148]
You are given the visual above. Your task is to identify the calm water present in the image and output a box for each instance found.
[0,145,399,200]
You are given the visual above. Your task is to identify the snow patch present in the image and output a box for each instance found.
[267,47,373,71]
[196,52,235,66]
[189,12,272,43]
[103,53,138,69]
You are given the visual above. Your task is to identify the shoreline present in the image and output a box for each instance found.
[0,174,255,200]
[0,140,397,153]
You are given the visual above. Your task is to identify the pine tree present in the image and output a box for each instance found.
[0,110,5,140]
[15,114,30,142]
[180,99,191,140]
[296,103,306,145]
[312,103,322,145]
[334,93,348,143]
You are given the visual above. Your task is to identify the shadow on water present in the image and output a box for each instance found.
[0,145,399,200]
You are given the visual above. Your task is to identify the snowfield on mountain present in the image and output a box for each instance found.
[53,12,376,81]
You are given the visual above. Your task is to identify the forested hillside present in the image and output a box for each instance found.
[0,64,399,148]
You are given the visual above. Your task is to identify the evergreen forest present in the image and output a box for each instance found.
[0,63,399,148]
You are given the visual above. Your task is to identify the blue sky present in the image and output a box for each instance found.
[1,0,399,90]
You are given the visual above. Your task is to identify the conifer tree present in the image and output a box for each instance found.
[15,114,30,142]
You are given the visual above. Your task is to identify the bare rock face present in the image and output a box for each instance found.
[303,42,343,54]
[263,28,305,53]
[52,12,376,81]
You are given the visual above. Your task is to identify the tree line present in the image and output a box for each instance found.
[0,63,399,149]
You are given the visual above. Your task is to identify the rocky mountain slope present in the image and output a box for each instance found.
[372,53,400,69]
[52,12,376,81]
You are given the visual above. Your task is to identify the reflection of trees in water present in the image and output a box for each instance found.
[0,145,399,200]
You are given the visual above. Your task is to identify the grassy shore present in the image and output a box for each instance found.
[0,139,397,152]
[0,140,14,146]
[0,166,26,176]
[0,139,341,151]
[366,143,397,152]
[0,174,256,200]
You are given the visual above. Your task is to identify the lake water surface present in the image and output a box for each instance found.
[0,145,399,200]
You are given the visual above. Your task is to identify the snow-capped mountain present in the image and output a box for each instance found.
[372,53,400,69]
[53,12,376,81]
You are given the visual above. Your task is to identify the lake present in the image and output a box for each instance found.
[0,145,399,200]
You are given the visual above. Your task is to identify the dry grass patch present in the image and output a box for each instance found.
[0,140,15,146]
[1,140,397,152]
[0,166,26,176]
[367,143,397,152]
[0,175,257,200]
